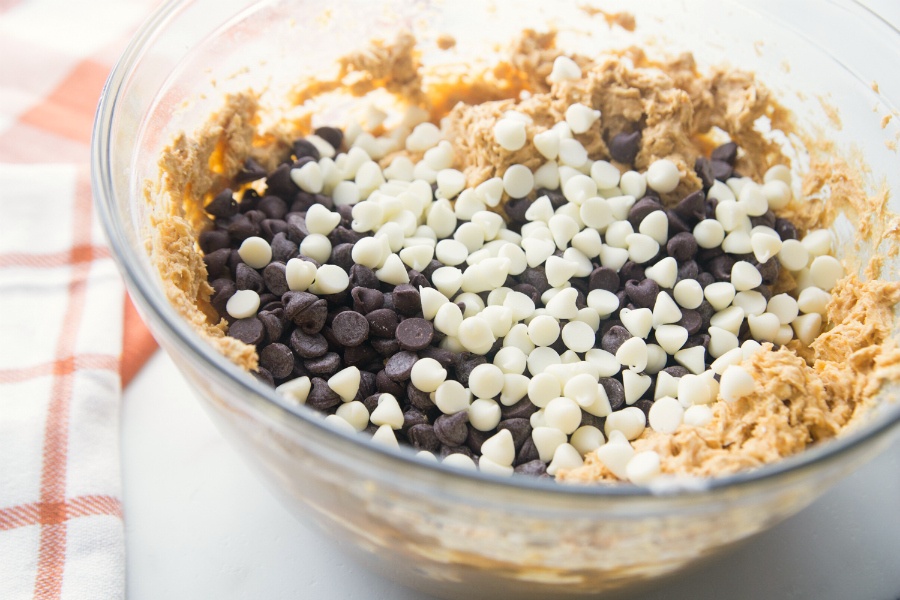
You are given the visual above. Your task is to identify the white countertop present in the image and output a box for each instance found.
[123,351,900,600]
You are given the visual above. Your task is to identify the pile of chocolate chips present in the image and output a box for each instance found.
[200,128,798,476]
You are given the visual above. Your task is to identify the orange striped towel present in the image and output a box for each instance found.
[0,0,160,597]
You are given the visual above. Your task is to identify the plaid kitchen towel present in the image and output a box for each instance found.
[0,0,160,597]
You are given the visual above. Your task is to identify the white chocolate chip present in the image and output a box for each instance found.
[645,159,680,193]
[237,236,272,269]
[565,103,601,134]
[547,55,582,82]
[226,289,260,319]
[626,450,661,484]
[719,364,756,403]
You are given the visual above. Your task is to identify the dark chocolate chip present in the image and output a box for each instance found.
[205,188,239,218]
[396,318,434,351]
[756,258,780,285]
[283,291,328,333]
[677,260,700,282]
[408,424,440,452]
[227,216,259,242]
[710,160,733,181]
[265,164,300,201]
[234,158,267,184]
[384,351,418,381]
[292,138,321,161]
[263,262,289,296]
[628,197,664,228]
[609,130,641,165]
[465,426,493,454]
[710,142,738,165]
[599,377,626,412]
[258,310,284,343]
[366,308,399,338]
[663,366,690,378]
[349,264,379,290]
[624,278,659,308]
[635,399,655,420]
[588,266,620,293]
[258,195,288,220]
[356,371,377,403]
[306,377,342,410]
[514,460,547,476]
[454,353,486,388]
[376,370,406,397]
[497,418,531,451]
[331,310,370,347]
[515,437,540,465]
[707,255,735,282]
[402,408,430,433]
[228,317,265,345]
[392,284,422,316]
[666,210,692,236]
[418,346,455,369]
[673,190,707,223]
[252,368,274,387]
[259,343,294,379]
[434,411,469,446]
[304,352,341,376]
[270,233,298,263]
[666,232,698,262]
[236,263,265,293]
[289,329,329,358]
[371,336,401,357]
[407,383,435,411]
[677,309,703,335]
[238,189,260,213]
[694,157,715,188]
[343,342,379,368]
[330,243,355,272]
[314,126,344,151]
[600,325,632,355]
[351,286,384,314]
[774,218,797,241]
[210,278,236,315]
[619,262,645,284]
[199,230,231,254]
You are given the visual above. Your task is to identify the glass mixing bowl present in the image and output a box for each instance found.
[92,0,900,597]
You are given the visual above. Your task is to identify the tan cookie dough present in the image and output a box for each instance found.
[145,28,899,482]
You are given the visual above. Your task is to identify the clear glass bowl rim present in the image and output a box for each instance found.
[91,0,900,501]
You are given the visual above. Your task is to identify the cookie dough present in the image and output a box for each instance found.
[145,28,899,482]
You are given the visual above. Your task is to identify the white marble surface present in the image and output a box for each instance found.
[123,351,900,600]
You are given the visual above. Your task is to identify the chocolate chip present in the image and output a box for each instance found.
[357,371,376,403]
[599,377,626,412]
[512,283,540,305]
[684,333,710,350]
[609,131,641,165]
[407,383,435,411]
[402,408,430,433]
[408,424,440,452]
[258,195,288,220]
[588,266,620,293]
[351,286,384,313]
[774,218,797,241]
[454,353,486,388]
[710,142,738,165]
[227,216,259,243]
[514,460,547,476]
[497,418,531,451]
[707,255,735,281]
[694,157,715,188]
[205,188,239,218]
[375,370,406,397]
[306,377,341,410]
[238,189,261,213]
[259,343,294,379]
[697,272,716,288]
[314,126,344,151]
[750,209,776,229]
[678,309,703,335]
[331,310,369,347]
[264,164,299,201]
[666,210,691,235]
[465,426,493,454]
[392,284,422,316]
[673,190,707,224]
[756,258,780,285]
[628,197,664,228]
[234,158,267,184]
[619,262,645,283]
[210,278,236,315]
[663,366,690,378]
[289,329,328,358]
[384,351,418,381]
[434,411,469,446]
[366,308,399,338]
[667,232,698,262]
[710,160,733,181]
[624,278,659,309]
[236,263,265,293]
[501,398,538,421]
[415,347,452,369]
[304,352,341,376]
[228,317,265,345]
[268,233,297,263]
[600,325,632,355]
[330,243,354,272]
[635,399,655,420]
[252,368,274,387]
[343,342,379,368]
[677,260,700,282]
[283,291,328,333]
[371,336,401,357]
[258,310,283,342]
[199,230,231,254]
[515,437,540,465]
[396,318,433,351]
[440,445,477,462]
[505,197,531,225]
[262,262,289,296]
[292,138,321,161]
